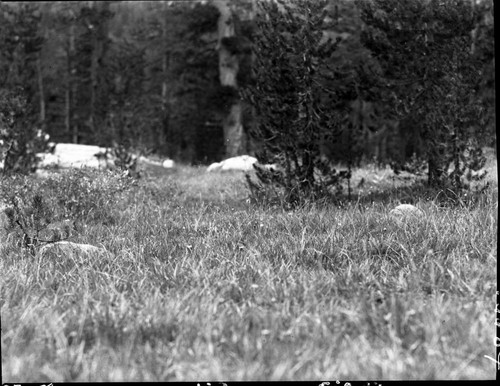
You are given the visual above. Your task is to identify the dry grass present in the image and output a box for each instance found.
[1,154,497,381]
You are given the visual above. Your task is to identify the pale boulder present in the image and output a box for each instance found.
[221,155,257,171]
[135,155,175,174]
[37,143,113,169]
[137,155,157,166]
[389,204,424,218]
[207,155,257,172]
[137,156,173,168]
[34,169,54,178]
[207,162,222,172]
[37,152,60,168]
[162,159,175,169]
[39,241,109,258]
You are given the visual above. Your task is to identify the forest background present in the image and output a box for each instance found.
[0,0,495,186]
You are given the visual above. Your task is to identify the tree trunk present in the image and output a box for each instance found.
[428,156,445,187]
[36,53,46,132]
[214,0,245,158]
[89,27,97,138]
[65,81,71,140]
[160,4,170,154]
[161,50,173,155]
[426,122,452,188]
[223,104,245,158]
[67,22,78,144]
[451,127,461,191]
[427,144,448,188]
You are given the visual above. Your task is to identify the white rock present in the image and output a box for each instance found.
[37,143,112,169]
[221,155,257,171]
[34,169,55,178]
[207,155,257,172]
[207,162,222,172]
[162,159,175,169]
[136,155,175,174]
[38,241,109,258]
[389,204,424,218]
[137,155,153,165]
[36,152,60,168]
[139,156,174,169]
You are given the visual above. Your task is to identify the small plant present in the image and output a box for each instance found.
[0,168,136,254]
[2,192,77,254]
[39,168,136,223]
[112,143,141,179]
[391,153,428,177]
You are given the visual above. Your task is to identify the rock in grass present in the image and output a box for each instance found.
[37,143,113,169]
[39,241,108,258]
[389,204,424,219]
[162,159,175,169]
[207,155,279,173]
[207,155,257,172]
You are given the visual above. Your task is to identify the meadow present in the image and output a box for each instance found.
[1,152,497,381]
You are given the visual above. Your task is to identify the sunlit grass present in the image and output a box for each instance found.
[1,156,497,381]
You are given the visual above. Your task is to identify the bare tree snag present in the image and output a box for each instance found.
[214,0,245,158]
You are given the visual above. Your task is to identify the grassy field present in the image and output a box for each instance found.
[1,152,497,381]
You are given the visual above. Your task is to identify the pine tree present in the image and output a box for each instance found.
[357,0,491,190]
[242,0,348,205]
[0,3,49,174]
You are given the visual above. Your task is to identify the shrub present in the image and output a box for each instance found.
[242,0,349,206]
[0,168,136,253]
[111,142,141,179]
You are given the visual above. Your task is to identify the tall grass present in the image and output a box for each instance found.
[1,160,497,381]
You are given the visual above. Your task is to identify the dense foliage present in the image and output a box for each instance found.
[0,0,495,201]
[0,4,50,174]
[357,0,494,190]
[243,0,350,205]
[0,1,224,164]
[0,88,49,175]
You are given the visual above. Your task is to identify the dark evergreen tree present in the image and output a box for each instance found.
[470,0,495,151]
[242,0,348,205]
[357,0,492,190]
[0,3,49,174]
[73,2,113,145]
[122,2,221,162]
[105,39,149,148]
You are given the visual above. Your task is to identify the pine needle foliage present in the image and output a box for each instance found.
[357,0,492,192]
[242,0,349,206]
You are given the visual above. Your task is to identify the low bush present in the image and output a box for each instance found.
[0,168,136,253]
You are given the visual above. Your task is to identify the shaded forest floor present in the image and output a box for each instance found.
[1,149,497,381]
